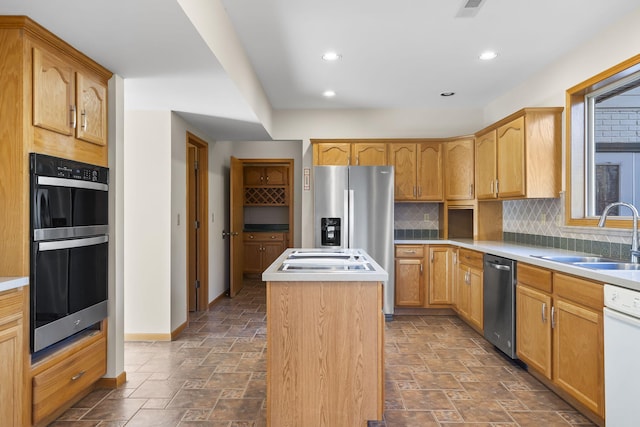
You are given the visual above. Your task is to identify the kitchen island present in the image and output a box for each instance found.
[262,248,387,427]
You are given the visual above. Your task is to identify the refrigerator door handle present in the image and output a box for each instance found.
[343,189,350,248]
[348,189,355,248]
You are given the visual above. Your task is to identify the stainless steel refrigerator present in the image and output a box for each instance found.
[313,165,395,316]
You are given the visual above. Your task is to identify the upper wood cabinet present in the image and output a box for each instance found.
[244,165,288,186]
[312,140,387,166]
[475,108,563,200]
[388,142,443,201]
[351,142,387,165]
[444,137,475,201]
[313,142,351,165]
[33,46,108,147]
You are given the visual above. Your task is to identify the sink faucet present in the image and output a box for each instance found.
[598,202,640,263]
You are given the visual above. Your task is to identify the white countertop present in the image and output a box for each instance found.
[0,277,28,293]
[396,239,640,292]
[262,248,388,282]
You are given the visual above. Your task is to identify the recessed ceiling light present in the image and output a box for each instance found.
[323,90,336,98]
[479,51,498,61]
[440,92,455,97]
[322,51,342,61]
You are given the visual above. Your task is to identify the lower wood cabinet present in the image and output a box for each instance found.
[0,287,26,427]
[394,245,425,307]
[32,335,107,425]
[516,263,604,418]
[428,246,453,304]
[243,232,286,274]
[455,248,483,331]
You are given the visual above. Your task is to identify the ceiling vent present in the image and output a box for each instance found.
[456,0,487,18]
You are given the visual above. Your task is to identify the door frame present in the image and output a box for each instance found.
[186,132,209,311]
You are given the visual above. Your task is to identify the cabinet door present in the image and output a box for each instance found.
[428,246,452,304]
[0,323,22,427]
[243,167,264,186]
[468,266,484,331]
[417,142,443,201]
[265,166,287,185]
[497,116,525,198]
[352,143,387,166]
[455,265,470,318]
[553,298,604,416]
[33,47,75,136]
[243,241,263,273]
[444,138,475,200]
[388,144,416,200]
[395,258,424,307]
[475,130,497,199]
[314,143,351,165]
[516,285,552,378]
[76,72,107,146]
[262,241,285,269]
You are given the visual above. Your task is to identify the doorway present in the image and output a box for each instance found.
[187,132,209,311]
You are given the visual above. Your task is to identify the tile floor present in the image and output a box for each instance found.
[51,279,596,426]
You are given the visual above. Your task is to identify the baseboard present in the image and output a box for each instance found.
[124,332,172,341]
[97,371,127,389]
[208,291,226,309]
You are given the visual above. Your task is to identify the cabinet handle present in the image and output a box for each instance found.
[542,303,546,323]
[356,155,360,165]
[418,186,422,197]
[420,263,423,274]
[260,176,264,183]
[430,253,434,263]
[81,110,87,131]
[469,184,474,197]
[270,235,276,239]
[453,253,457,264]
[551,306,556,328]
[249,235,255,239]
[495,180,499,194]
[413,186,416,197]
[490,180,494,194]
[404,250,416,254]
[71,370,86,381]
[70,105,77,129]
[266,175,269,183]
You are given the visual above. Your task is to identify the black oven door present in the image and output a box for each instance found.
[32,177,109,241]
[32,235,108,352]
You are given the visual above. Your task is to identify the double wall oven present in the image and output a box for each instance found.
[30,153,109,353]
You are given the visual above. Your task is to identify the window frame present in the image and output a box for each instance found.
[565,53,640,229]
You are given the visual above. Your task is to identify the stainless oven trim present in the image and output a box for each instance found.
[38,235,108,251]
[34,225,109,241]
[37,176,108,191]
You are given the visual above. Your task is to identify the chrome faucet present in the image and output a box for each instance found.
[598,202,640,263]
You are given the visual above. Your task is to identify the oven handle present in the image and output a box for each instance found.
[38,235,108,251]
[37,176,108,192]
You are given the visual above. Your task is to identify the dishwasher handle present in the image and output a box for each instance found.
[487,262,512,271]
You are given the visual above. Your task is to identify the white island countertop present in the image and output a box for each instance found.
[0,276,28,293]
[262,248,388,282]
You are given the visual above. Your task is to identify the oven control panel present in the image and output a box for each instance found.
[31,153,108,184]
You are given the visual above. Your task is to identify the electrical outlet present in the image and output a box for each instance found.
[424,213,430,221]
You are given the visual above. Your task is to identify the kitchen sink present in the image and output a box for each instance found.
[573,262,640,271]
[532,255,615,263]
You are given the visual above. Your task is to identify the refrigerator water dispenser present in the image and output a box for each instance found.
[321,217,341,246]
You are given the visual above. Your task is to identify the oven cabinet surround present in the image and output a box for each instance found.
[0,16,111,426]
[394,244,454,308]
[0,284,27,427]
[454,248,484,332]
[516,263,604,420]
[475,108,563,200]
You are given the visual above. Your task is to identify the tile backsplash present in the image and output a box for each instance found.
[394,197,635,260]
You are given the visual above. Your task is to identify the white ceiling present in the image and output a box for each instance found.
[2,0,639,140]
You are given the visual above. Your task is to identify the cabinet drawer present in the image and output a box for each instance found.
[0,288,24,327]
[32,338,106,423]
[395,245,424,258]
[458,248,483,269]
[518,263,552,293]
[244,232,285,242]
[554,273,603,311]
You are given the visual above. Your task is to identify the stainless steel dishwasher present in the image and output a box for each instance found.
[483,254,517,359]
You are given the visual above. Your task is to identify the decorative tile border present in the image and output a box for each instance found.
[503,232,631,261]
[394,228,439,240]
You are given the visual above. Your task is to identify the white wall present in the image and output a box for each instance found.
[123,110,172,335]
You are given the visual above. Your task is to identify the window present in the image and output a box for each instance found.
[566,54,640,227]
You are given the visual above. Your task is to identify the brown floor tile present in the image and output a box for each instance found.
[52,280,599,427]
